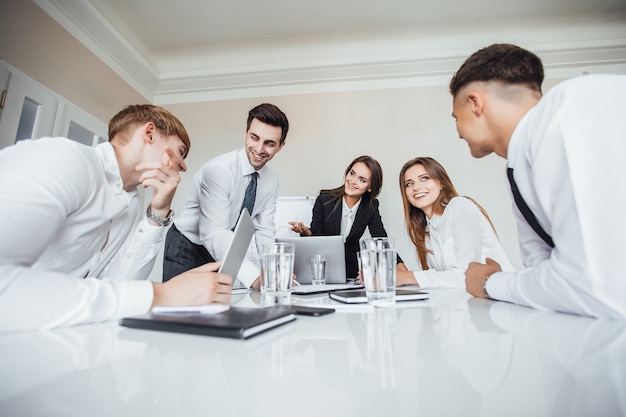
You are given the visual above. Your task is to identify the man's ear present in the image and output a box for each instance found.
[277,141,286,152]
[467,91,485,117]
[142,122,156,144]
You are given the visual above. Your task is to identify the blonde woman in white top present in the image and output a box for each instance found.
[397,157,513,288]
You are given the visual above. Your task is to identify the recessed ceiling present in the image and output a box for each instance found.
[35,0,626,103]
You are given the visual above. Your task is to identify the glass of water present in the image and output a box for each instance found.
[358,249,396,308]
[260,242,295,304]
[310,254,326,285]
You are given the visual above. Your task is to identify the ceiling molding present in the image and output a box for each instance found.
[34,0,158,101]
[155,45,626,104]
[35,0,626,104]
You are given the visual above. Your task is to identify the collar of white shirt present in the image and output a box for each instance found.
[342,196,362,216]
[341,196,361,236]
[237,147,265,180]
[97,142,136,201]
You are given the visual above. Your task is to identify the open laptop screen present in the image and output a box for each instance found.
[218,209,255,279]
[275,235,346,284]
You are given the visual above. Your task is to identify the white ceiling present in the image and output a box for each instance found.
[35,0,626,104]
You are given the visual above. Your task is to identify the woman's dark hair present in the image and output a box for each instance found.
[324,155,383,217]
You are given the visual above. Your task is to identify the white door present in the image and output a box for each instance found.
[0,61,58,150]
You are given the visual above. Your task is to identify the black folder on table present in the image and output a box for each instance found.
[120,307,295,340]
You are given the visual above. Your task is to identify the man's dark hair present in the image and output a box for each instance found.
[246,103,290,144]
[449,44,544,96]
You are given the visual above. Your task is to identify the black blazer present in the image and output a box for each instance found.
[310,190,399,278]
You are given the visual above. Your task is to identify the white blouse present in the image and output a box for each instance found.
[414,196,514,288]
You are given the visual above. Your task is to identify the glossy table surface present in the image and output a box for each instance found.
[0,289,624,417]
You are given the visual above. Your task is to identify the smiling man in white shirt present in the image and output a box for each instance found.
[0,104,232,332]
[450,43,626,318]
[163,103,289,290]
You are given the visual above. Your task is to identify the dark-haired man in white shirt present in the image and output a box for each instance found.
[163,103,289,290]
[450,43,626,318]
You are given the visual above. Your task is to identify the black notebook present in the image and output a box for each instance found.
[329,288,429,304]
[119,306,296,340]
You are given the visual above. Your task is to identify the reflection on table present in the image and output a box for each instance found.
[0,289,623,417]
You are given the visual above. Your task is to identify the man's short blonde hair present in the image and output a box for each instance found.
[108,104,190,157]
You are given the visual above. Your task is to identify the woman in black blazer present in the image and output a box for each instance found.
[289,155,405,279]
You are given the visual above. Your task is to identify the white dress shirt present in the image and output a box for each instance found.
[414,197,514,288]
[340,197,361,240]
[486,74,626,318]
[174,147,278,287]
[0,138,161,332]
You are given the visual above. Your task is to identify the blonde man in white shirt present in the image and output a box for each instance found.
[0,104,232,332]
[450,43,626,318]
[396,156,514,287]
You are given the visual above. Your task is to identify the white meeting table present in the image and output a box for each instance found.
[0,288,624,417]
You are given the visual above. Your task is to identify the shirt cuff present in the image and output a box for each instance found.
[118,280,154,317]
[413,270,432,288]
[236,259,261,288]
[483,270,515,303]
[135,218,166,243]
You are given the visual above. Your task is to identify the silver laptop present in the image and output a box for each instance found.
[218,209,255,279]
[276,236,346,284]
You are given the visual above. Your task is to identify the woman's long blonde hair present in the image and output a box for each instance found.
[399,157,495,269]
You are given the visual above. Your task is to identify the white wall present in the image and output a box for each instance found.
[3,1,624,282]
[164,81,570,277]
[161,76,584,281]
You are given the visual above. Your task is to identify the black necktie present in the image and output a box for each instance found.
[507,167,554,248]
[241,172,258,216]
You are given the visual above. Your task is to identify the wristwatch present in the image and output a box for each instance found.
[146,204,174,226]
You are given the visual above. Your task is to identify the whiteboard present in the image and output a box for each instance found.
[274,196,316,238]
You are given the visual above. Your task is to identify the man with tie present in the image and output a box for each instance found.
[163,103,289,289]
[449,43,626,318]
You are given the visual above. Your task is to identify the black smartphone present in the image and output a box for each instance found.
[290,305,336,316]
